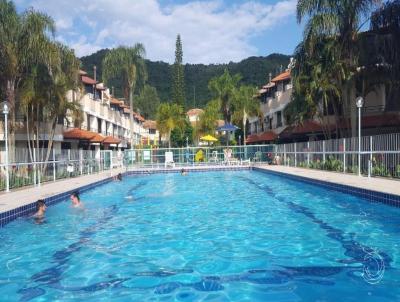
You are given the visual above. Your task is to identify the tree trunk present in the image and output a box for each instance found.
[6,80,16,163]
[242,109,247,146]
[42,117,57,174]
[349,84,357,138]
[129,88,135,149]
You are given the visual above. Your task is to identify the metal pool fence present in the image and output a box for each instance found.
[275,133,400,178]
[0,145,274,192]
[0,132,399,192]
[123,145,274,168]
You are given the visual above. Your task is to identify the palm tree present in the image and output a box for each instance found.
[102,44,146,147]
[208,69,241,124]
[0,0,55,160]
[296,0,380,137]
[196,99,221,141]
[208,69,241,143]
[156,103,184,148]
[232,85,260,146]
[20,42,81,173]
[290,40,343,139]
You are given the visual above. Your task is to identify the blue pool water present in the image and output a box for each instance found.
[0,170,399,301]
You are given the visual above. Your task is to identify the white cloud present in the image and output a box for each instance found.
[16,0,297,63]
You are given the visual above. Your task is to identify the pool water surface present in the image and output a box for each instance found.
[0,170,399,301]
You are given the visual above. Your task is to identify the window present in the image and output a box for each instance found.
[149,129,156,134]
[276,111,282,127]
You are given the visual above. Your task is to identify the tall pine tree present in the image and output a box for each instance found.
[172,34,185,107]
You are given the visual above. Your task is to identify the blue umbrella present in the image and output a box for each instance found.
[217,123,240,146]
[217,123,240,132]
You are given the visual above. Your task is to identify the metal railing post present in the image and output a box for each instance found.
[323,140,326,163]
[4,111,9,192]
[370,136,373,177]
[37,156,41,187]
[33,146,36,186]
[68,149,71,178]
[284,144,286,166]
[79,149,83,175]
[53,150,56,182]
[343,138,346,173]
[294,143,297,167]
[307,141,310,167]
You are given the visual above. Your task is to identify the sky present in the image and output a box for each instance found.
[15,0,304,64]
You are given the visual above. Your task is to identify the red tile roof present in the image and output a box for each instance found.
[90,133,105,143]
[110,98,123,106]
[143,120,157,129]
[187,108,204,116]
[272,70,291,82]
[81,75,97,85]
[103,136,121,144]
[246,131,277,143]
[63,128,97,140]
[135,113,145,122]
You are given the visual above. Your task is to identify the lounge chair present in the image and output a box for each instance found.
[252,151,262,162]
[223,148,240,166]
[164,151,175,168]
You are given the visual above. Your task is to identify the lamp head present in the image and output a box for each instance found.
[355,97,364,108]
[2,102,9,115]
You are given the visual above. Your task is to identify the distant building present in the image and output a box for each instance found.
[142,120,159,145]
[186,108,204,127]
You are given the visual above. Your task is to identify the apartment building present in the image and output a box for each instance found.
[0,69,157,163]
[246,67,293,144]
[246,58,398,144]
[62,69,149,153]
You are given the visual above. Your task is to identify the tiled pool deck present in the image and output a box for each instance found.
[0,164,399,227]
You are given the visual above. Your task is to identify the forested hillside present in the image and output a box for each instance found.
[80,50,290,108]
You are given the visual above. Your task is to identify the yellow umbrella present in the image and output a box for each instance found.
[200,134,218,142]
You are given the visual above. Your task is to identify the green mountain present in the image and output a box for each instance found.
[80,50,290,108]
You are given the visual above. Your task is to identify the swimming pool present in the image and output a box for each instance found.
[0,170,399,301]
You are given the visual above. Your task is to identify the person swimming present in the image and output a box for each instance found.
[70,191,83,208]
[33,199,46,224]
[181,168,187,176]
[33,199,46,218]
[113,173,122,181]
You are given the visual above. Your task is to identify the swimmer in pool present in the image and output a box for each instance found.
[70,191,83,208]
[33,199,46,224]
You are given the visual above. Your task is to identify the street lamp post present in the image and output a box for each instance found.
[3,103,9,192]
[356,97,364,176]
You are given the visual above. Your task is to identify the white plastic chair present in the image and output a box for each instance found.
[209,151,219,163]
[165,151,175,168]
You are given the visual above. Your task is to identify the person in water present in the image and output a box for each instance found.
[113,173,122,181]
[70,191,83,208]
[34,199,46,218]
[181,168,187,176]
[33,199,46,224]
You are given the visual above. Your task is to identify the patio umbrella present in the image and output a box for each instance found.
[200,134,218,142]
[216,123,240,132]
[217,123,239,145]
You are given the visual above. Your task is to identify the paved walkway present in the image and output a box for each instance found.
[0,168,124,214]
[257,165,400,196]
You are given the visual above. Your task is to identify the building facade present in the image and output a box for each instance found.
[0,69,156,163]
